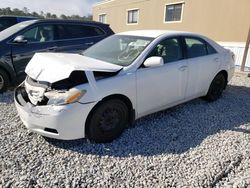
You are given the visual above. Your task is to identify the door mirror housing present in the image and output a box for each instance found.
[13,35,27,44]
[143,56,164,68]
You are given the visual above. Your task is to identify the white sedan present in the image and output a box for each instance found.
[14,30,235,142]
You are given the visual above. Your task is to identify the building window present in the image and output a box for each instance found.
[165,3,183,22]
[99,14,107,23]
[127,9,139,24]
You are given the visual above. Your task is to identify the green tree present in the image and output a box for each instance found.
[60,14,67,19]
[0,7,93,21]
[23,7,29,14]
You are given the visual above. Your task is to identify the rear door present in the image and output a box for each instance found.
[183,36,220,98]
[54,23,107,53]
[10,24,57,80]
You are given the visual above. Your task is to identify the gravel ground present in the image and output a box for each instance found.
[0,73,250,188]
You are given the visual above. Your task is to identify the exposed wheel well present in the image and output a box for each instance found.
[85,94,135,137]
[0,66,11,82]
[217,70,228,89]
[218,70,228,82]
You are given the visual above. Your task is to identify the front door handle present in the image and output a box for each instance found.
[179,65,188,71]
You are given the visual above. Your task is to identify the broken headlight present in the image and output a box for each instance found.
[44,88,86,105]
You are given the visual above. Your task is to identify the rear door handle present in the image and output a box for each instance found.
[85,42,94,46]
[179,65,188,71]
[47,47,57,51]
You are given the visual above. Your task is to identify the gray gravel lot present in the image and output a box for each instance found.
[1,73,250,188]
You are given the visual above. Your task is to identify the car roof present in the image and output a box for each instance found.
[118,30,196,38]
[32,19,108,26]
[0,15,36,19]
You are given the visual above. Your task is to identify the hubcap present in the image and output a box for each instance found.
[99,108,121,131]
[0,75,4,90]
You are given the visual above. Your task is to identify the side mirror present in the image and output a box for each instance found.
[143,56,164,68]
[13,35,27,44]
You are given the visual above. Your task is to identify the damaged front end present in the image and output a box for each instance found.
[21,71,88,106]
[14,52,123,139]
[14,70,93,140]
[17,52,123,106]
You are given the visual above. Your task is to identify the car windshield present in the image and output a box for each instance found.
[0,20,36,41]
[83,35,154,66]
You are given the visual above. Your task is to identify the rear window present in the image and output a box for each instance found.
[56,24,105,40]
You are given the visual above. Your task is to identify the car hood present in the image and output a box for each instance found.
[25,53,123,83]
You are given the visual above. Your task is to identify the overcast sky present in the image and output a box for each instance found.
[0,0,102,16]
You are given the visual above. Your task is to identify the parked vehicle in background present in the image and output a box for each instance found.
[0,19,114,92]
[0,16,36,32]
[14,30,235,143]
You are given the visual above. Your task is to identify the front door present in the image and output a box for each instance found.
[136,37,188,117]
[11,24,57,81]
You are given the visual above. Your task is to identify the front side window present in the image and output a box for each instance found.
[148,38,183,63]
[84,35,153,66]
[22,25,54,43]
[165,3,183,22]
[99,14,107,23]
[127,9,139,24]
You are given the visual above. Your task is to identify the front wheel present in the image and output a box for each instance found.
[0,69,10,93]
[204,73,226,102]
[87,99,129,143]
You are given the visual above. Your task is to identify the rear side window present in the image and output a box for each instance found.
[207,43,217,55]
[148,37,183,63]
[185,37,217,58]
[0,17,17,31]
[56,24,105,40]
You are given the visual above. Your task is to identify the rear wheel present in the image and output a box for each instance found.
[204,73,226,102]
[87,99,129,143]
[0,69,10,93]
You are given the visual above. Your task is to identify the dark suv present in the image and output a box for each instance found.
[0,19,114,92]
[0,16,36,32]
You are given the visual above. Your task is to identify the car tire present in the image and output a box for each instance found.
[87,99,129,143]
[204,73,226,102]
[0,69,10,93]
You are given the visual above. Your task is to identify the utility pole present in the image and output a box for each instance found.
[241,26,250,71]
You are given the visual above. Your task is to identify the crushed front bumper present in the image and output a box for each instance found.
[14,85,96,140]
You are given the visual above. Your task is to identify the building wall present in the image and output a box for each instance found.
[93,0,250,42]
